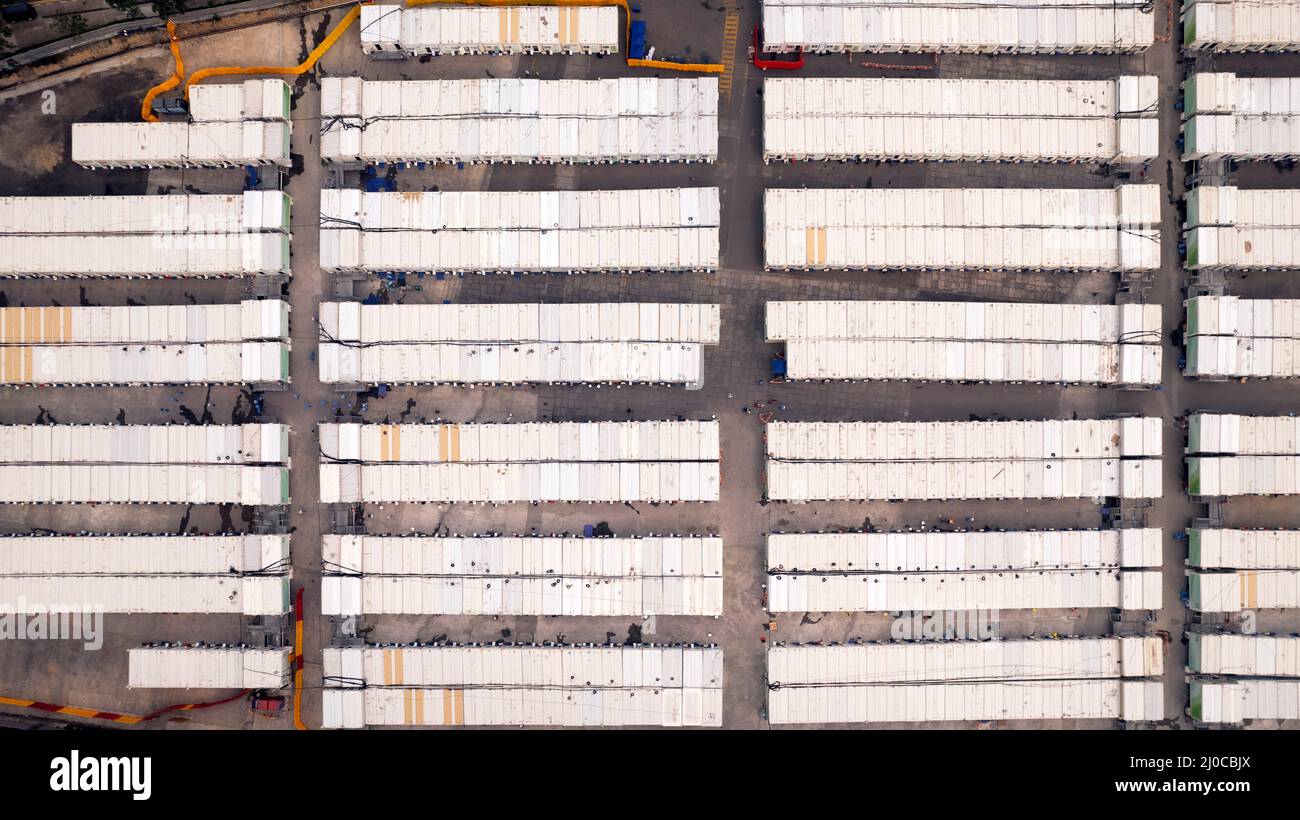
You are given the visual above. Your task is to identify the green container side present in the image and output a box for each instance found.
[1189,680,1204,720]
[1188,633,1202,672]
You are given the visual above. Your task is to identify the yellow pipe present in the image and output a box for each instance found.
[403,0,725,73]
[184,5,363,96]
[629,59,724,74]
[140,20,183,122]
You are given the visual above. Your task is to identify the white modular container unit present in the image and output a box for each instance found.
[319,420,720,504]
[767,529,1163,612]
[1189,570,1300,611]
[1187,414,1300,455]
[1188,458,1300,495]
[321,644,723,727]
[0,466,287,504]
[187,80,292,122]
[1182,74,1300,160]
[767,300,1161,385]
[766,418,1163,501]
[321,534,722,616]
[0,533,291,613]
[1191,679,1300,723]
[0,235,289,278]
[0,192,290,235]
[0,424,288,464]
[1184,187,1300,270]
[1188,633,1300,676]
[360,5,619,55]
[1185,296,1300,379]
[764,187,1161,272]
[72,121,292,169]
[763,76,1159,163]
[0,533,289,575]
[0,424,289,505]
[0,300,290,385]
[1182,0,1300,52]
[0,576,289,615]
[767,638,1165,724]
[319,188,720,273]
[762,0,1155,54]
[1187,414,1300,496]
[319,77,718,165]
[128,645,292,689]
[318,301,720,385]
[1189,528,1300,569]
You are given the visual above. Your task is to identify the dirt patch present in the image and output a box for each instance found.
[10,139,63,175]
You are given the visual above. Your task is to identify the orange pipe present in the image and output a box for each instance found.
[140,20,183,122]
[292,586,306,730]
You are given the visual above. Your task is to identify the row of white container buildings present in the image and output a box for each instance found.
[0,533,289,574]
[1186,414,1300,497]
[319,188,720,272]
[73,80,292,169]
[767,528,1163,612]
[322,644,723,727]
[0,300,289,385]
[319,421,721,503]
[1184,186,1300,270]
[0,232,290,277]
[767,300,1162,385]
[1182,73,1300,160]
[1189,528,1300,569]
[761,0,1155,54]
[0,191,290,235]
[0,533,290,615]
[1185,296,1300,380]
[1188,413,1300,455]
[765,418,1164,501]
[72,121,291,169]
[763,76,1158,163]
[127,645,293,689]
[318,301,720,385]
[767,637,1165,724]
[764,186,1161,272]
[0,424,289,504]
[321,534,723,617]
[1188,528,1300,612]
[1182,0,1300,52]
[1189,633,1300,676]
[186,79,293,123]
[1191,679,1300,723]
[359,5,620,55]
[320,77,719,165]
[0,191,291,277]
[1189,571,1300,612]
[1190,635,1300,724]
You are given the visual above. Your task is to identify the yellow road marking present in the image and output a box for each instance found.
[719,11,740,101]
